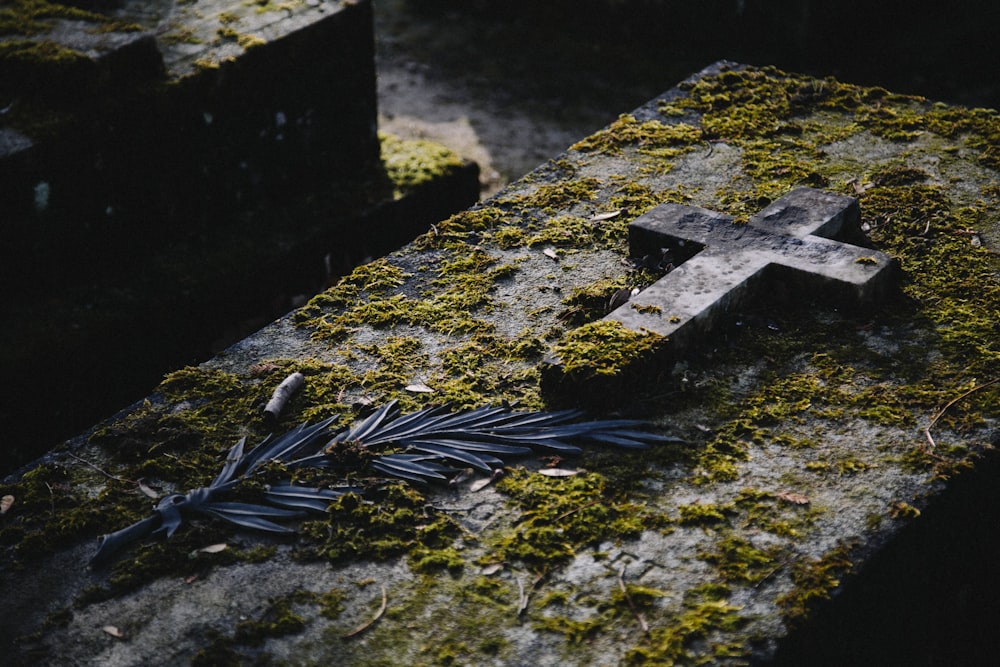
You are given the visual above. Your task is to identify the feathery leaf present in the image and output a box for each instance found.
[90,400,681,566]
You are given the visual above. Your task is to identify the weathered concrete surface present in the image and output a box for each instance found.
[2,62,1000,665]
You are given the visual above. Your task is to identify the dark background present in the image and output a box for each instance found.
[392,0,1000,118]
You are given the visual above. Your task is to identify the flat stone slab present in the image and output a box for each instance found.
[3,62,1000,665]
[608,187,896,351]
[1,0,379,219]
[0,0,352,94]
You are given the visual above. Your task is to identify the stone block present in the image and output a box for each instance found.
[1,0,480,471]
[2,0,379,223]
[2,62,999,665]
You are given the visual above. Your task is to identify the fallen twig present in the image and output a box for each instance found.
[923,378,999,449]
[753,555,794,590]
[263,372,305,422]
[66,452,128,483]
[342,585,387,639]
[617,566,649,634]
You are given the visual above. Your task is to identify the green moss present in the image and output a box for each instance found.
[79,528,274,604]
[430,332,546,410]
[733,488,818,539]
[159,27,202,46]
[557,272,660,326]
[0,461,155,568]
[487,467,663,573]
[414,205,514,248]
[491,225,527,249]
[193,57,220,71]
[525,214,597,248]
[216,26,265,50]
[9,64,1000,663]
[889,501,921,520]
[294,258,410,336]
[572,115,702,164]
[698,534,781,585]
[624,586,746,666]
[533,615,604,644]
[694,418,761,484]
[504,177,601,212]
[251,0,304,15]
[380,132,467,198]
[410,545,465,575]
[541,318,670,408]
[299,242,511,340]
[775,542,855,625]
[318,588,347,619]
[0,0,111,36]
[357,336,428,375]
[295,485,462,570]
[549,320,666,380]
[233,593,309,645]
[677,501,734,526]
[835,458,871,475]
[0,38,86,66]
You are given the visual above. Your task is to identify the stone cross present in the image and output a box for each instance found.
[607,187,896,352]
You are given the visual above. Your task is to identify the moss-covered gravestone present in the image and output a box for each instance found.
[2,62,999,665]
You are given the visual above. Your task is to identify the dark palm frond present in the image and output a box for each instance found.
[263,484,361,512]
[196,501,305,533]
[301,400,682,484]
[90,401,681,567]
[240,416,341,477]
[370,456,450,485]
[90,419,344,567]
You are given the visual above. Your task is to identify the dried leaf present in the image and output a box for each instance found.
[198,543,228,554]
[607,288,632,311]
[448,469,474,488]
[0,495,13,515]
[591,209,622,221]
[516,577,529,616]
[480,563,504,576]
[538,468,580,477]
[137,482,159,499]
[405,382,435,393]
[776,491,810,505]
[102,625,125,639]
[542,247,559,260]
[469,477,494,492]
